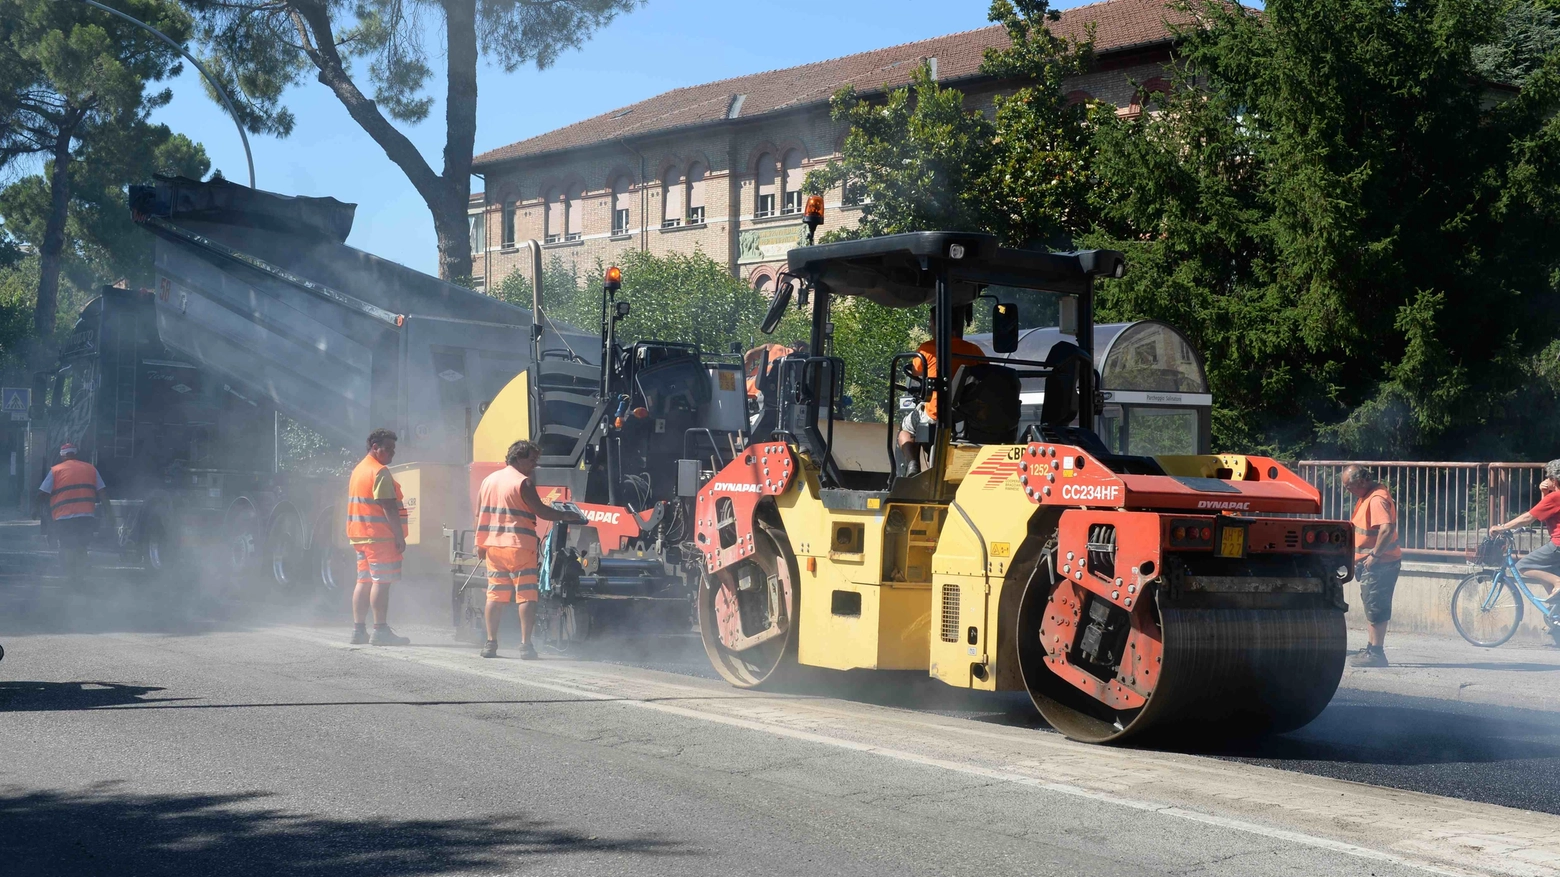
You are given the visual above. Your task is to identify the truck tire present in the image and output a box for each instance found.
[265,503,309,597]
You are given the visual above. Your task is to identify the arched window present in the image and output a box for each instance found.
[565,184,584,241]
[661,167,684,228]
[1125,78,1171,118]
[544,187,563,243]
[611,175,633,236]
[753,274,771,293]
[754,152,776,218]
[1065,89,1093,106]
[780,150,804,215]
[686,163,706,225]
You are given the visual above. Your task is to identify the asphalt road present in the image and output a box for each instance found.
[4,576,1560,877]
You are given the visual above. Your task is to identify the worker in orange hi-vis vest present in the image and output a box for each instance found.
[475,439,586,660]
[346,428,411,646]
[1343,465,1401,668]
[36,442,114,582]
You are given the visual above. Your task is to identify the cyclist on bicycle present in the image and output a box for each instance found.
[1489,459,1560,607]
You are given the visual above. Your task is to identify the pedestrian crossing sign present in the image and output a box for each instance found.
[2,387,30,419]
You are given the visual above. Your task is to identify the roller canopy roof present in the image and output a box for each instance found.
[785,231,1126,308]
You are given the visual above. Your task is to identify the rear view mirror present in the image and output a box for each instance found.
[761,282,794,334]
[992,302,1019,353]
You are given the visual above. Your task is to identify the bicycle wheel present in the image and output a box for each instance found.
[1451,571,1523,647]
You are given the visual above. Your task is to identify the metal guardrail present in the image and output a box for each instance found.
[1296,461,1548,559]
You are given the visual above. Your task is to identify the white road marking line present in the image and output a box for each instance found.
[275,627,1513,877]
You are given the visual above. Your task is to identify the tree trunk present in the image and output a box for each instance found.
[438,0,478,283]
[34,119,75,363]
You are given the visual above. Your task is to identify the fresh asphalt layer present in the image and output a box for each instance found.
[5,577,1560,876]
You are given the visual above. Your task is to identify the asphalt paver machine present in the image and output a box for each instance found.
[688,231,1352,744]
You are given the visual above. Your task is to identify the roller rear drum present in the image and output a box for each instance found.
[1019,569,1346,745]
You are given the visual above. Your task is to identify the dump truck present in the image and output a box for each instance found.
[688,228,1351,744]
[39,176,590,601]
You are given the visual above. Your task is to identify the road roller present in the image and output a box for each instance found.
[685,223,1351,745]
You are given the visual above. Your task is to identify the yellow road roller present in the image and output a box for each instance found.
[687,227,1350,745]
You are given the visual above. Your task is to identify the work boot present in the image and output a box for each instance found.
[480,640,499,659]
[370,626,411,646]
[349,626,369,645]
[1350,645,1389,668]
[518,641,538,661]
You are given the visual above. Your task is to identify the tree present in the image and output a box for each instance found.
[811,0,1560,458]
[807,0,1102,249]
[0,0,196,366]
[1086,0,1560,458]
[188,0,639,282]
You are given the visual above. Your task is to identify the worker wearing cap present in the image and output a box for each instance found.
[37,442,112,581]
[476,439,584,660]
[346,428,411,646]
[896,305,983,477]
[1344,465,1401,667]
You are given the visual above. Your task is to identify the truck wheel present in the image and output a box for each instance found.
[266,506,308,595]
[222,497,260,578]
[309,504,354,594]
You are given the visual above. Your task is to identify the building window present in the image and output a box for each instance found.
[780,150,804,215]
[754,152,775,218]
[661,167,684,228]
[565,184,584,241]
[686,162,706,225]
[611,175,633,236]
[753,274,771,293]
[544,188,563,244]
[500,200,515,247]
[1065,89,1093,106]
[471,212,487,254]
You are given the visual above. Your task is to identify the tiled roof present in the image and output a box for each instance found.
[473,0,1191,168]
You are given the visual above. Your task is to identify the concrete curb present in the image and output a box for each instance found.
[1346,561,1558,646]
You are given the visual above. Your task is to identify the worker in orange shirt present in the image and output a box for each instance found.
[1344,465,1400,667]
[476,439,585,659]
[36,442,114,581]
[347,428,411,646]
[896,306,984,477]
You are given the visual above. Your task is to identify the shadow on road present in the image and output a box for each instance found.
[0,680,193,711]
[0,783,693,876]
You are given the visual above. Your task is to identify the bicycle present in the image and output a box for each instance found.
[1450,530,1560,648]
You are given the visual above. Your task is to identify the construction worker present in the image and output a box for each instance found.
[476,439,585,660]
[36,442,112,581]
[1344,465,1401,667]
[896,305,983,476]
[1489,458,1560,605]
[346,428,411,646]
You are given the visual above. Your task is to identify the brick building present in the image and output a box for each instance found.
[468,0,1188,293]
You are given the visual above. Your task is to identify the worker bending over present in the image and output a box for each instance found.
[347,428,411,646]
[37,442,114,582]
[477,440,584,659]
[896,306,983,477]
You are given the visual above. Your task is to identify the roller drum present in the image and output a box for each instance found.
[1024,589,1345,745]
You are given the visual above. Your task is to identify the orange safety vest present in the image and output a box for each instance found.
[345,454,405,543]
[912,336,984,421]
[744,343,794,399]
[47,459,100,520]
[475,466,540,550]
[1351,486,1402,563]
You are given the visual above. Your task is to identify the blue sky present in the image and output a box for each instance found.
[148,0,1084,274]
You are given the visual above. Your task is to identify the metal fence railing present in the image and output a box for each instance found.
[1295,461,1549,560]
